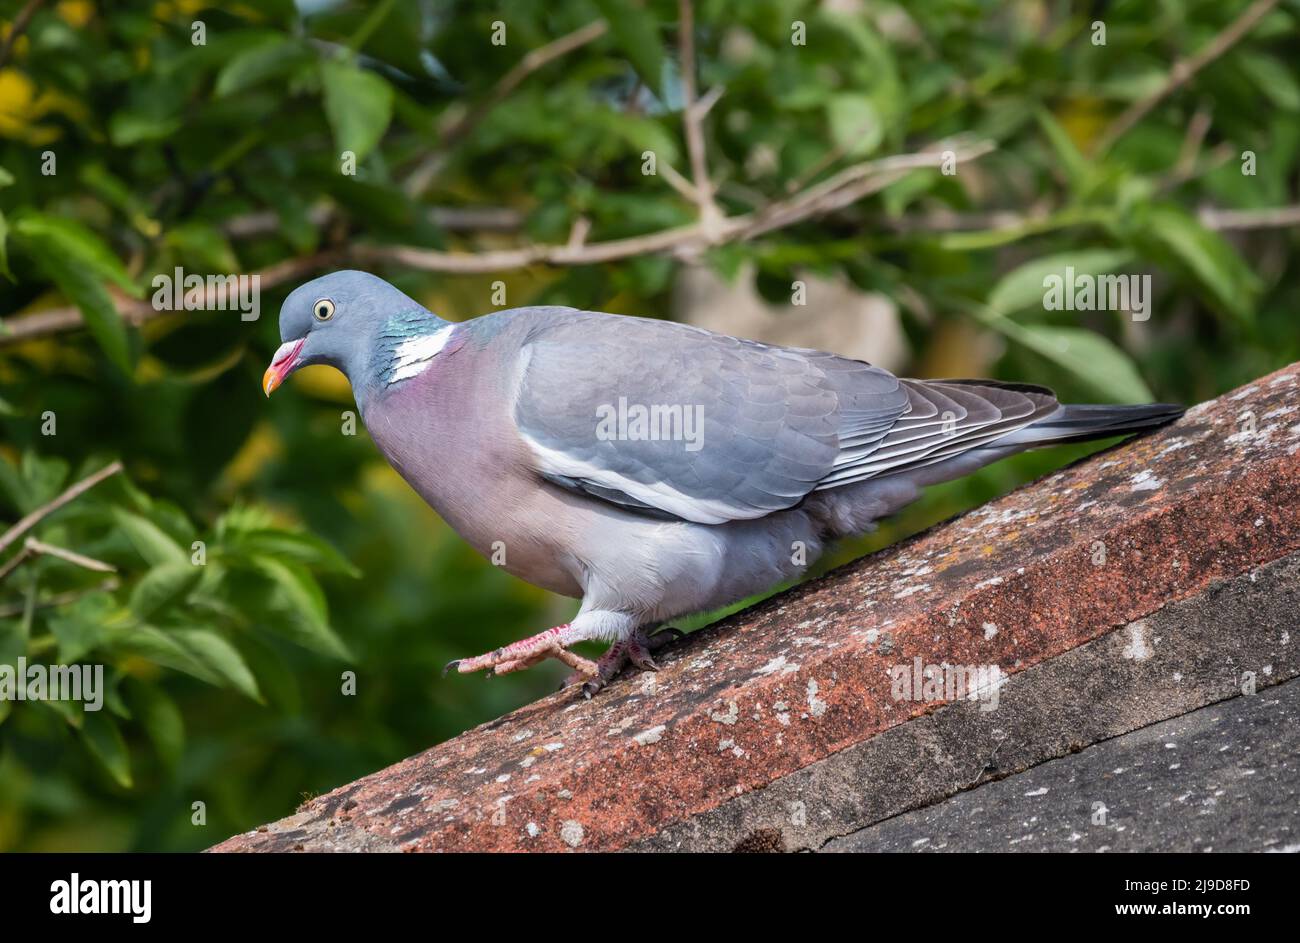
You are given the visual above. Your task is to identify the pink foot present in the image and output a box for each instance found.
[562,626,685,698]
[443,623,598,679]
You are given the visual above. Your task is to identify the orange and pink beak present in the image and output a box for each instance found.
[262,338,306,396]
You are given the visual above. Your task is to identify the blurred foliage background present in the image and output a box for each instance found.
[0,0,1297,850]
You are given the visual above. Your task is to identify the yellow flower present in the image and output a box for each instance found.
[1056,97,1109,154]
[56,1,95,29]
[0,69,63,145]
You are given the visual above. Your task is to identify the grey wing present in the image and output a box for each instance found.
[813,378,1061,489]
[512,311,909,524]
[512,310,1061,524]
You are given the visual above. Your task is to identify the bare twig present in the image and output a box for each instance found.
[1159,141,1233,193]
[875,208,1046,235]
[739,140,994,240]
[223,203,525,239]
[0,461,123,557]
[695,84,723,118]
[0,140,995,345]
[1197,204,1300,231]
[1096,0,1280,153]
[0,546,31,584]
[876,201,1300,236]
[23,538,116,573]
[677,0,724,239]
[1174,104,1212,180]
[656,159,701,202]
[566,216,592,250]
[786,115,883,194]
[404,19,610,196]
[0,0,47,70]
[0,536,116,585]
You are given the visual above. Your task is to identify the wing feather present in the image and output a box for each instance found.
[513,310,906,523]
[508,308,1061,522]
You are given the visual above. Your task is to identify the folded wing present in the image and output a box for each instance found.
[512,310,1059,524]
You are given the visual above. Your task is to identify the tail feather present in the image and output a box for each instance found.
[996,402,1184,448]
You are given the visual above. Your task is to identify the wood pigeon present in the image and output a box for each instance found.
[264,270,1181,695]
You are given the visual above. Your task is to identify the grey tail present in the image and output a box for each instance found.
[1000,402,1185,448]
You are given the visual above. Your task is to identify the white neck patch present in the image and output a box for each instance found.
[387,324,455,384]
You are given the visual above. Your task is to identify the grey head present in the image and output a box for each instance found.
[262,270,448,400]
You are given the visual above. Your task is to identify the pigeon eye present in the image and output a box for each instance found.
[313,299,335,322]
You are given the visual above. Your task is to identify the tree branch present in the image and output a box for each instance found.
[23,537,116,573]
[875,202,1300,236]
[677,0,724,239]
[1096,0,1280,153]
[222,203,525,239]
[0,546,31,584]
[0,139,995,346]
[0,0,47,70]
[1197,204,1300,231]
[0,461,123,557]
[656,159,701,203]
[0,537,116,585]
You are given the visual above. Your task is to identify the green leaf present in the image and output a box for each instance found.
[319,58,393,163]
[0,621,28,673]
[1139,206,1259,322]
[48,612,108,663]
[173,629,261,701]
[253,557,352,660]
[594,0,664,98]
[988,249,1134,314]
[215,34,307,97]
[0,454,30,512]
[213,503,276,536]
[111,509,188,566]
[129,562,203,621]
[124,680,184,772]
[164,220,239,273]
[984,316,1153,403]
[222,529,359,577]
[1239,53,1300,112]
[21,450,69,507]
[1036,109,1089,187]
[109,110,183,147]
[11,213,141,372]
[238,635,302,714]
[24,241,133,373]
[80,710,133,788]
[939,208,1113,251]
[827,95,883,157]
[42,695,83,728]
[108,625,223,687]
[12,213,137,294]
[347,0,398,50]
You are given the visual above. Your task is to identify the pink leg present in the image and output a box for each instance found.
[443,623,598,678]
[493,646,597,678]
[562,626,685,698]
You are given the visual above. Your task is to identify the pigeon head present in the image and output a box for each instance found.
[263,270,443,397]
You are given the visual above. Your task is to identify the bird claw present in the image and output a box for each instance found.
[450,624,685,695]
[565,625,685,697]
[627,647,659,672]
[444,626,597,681]
[649,626,685,645]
